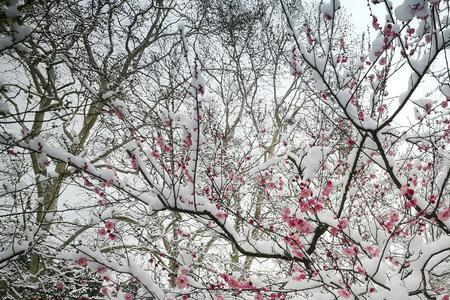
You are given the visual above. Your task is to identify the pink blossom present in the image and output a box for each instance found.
[151,150,160,159]
[293,272,306,281]
[314,201,324,212]
[222,274,241,289]
[329,227,338,236]
[100,287,109,295]
[385,220,394,231]
[300,188,312,198]
[254,294,264,300]
[124,292,133,300]
[97,228,107,236]
[377,105,385,113]
[108,233,117,241]
[400,185,414,197]
[324,13,332,21]
[337,218,349,230]
[372,16,380,30]
[338,289,352,298]
[54,281,65,290]
[438,208,450,221]
[77,257,88,267]
[130,155,138,170]
[83,177,92,187]
[429,195,437,203]
[281,208,290,222]
[102,274,112,281]
[404,199,417,208]
[365,246,381,257]
[105,220,115,230]
[322,180,333,197]
[342,246,357,257]
[270,292,281,299]
[441,100,448,108]
[215,210,228,221]
[175,274,188,288]
[267,181,276,190]
[297,219,313,234]
[389,211,400,222]
[179,266,190,275]
[292,247,305,259]
[287,217,299,228]
[182,134,193,149]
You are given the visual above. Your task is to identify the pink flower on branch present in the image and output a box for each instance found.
[175,274,189,289]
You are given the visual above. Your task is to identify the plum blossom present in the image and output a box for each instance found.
[438,208,450,221]
[338,289,352,298]
[289,45,303,76]
[342,245,358,257]
[77,257,88,267]
[337,218,349,230]
[215,210,228,221]
[322,180,333,197]
[100,287,109,295]
[365,246,381,257]
[300,187,312,198]
[175,274,188,288]
[97,227,107,236]
[54,281,65,290]
[108,233,117,241]
[321,0,341,20]
[105,220,115,230]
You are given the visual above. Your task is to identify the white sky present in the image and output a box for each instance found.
[345,0,402,30]
[343,0,431,127]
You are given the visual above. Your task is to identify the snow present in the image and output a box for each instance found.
[0,101,10,114]
[0,1,33,51]
[247,157,280,177]
[0,23,32,51]
[72,136,80,145]
[368,35,385,62]
[408,236,450,271]
[395,2,415,21]
[284,276,320,290]
[101,91,115,99]
[177,250,194,267]
[441,85,450,98]
[320,0,341,19]
[177,22,185,32]
[411,55,431,74]
[0,241,28,265]
[60,246,165,298]
[301,146,331,179]
[110,99,128,115]
[190,66,206,95]
[388,275,409,298]
[436,158,450,192]
[312,70,326,90]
